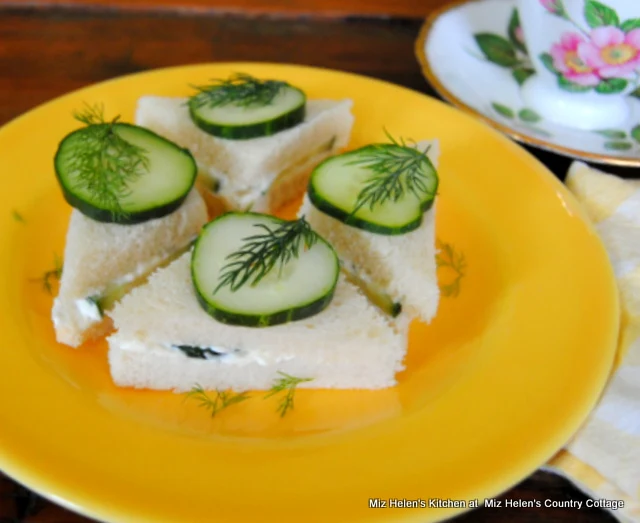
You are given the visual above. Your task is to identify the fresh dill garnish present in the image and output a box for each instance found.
[189,73,288,110]
[65,102,150,221]
[12,210,25,223]
[264,371,313,418]
[214,217,318,293]
[73,102,108,126]
[435,239,466,298]
[348,131,436,215]
[185,384,250,417]
[31,253,63,295]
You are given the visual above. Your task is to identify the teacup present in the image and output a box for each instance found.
[517,0,640,130]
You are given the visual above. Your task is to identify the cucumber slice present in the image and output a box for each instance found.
[192,212,339,327]
[342,267,401,318]
[55,123,197,224]
[308,144,438,235]
[91,239,196,314]
[188,83,306,140]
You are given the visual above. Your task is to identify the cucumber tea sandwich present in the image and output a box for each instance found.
[52,105,208,347]
[300,135,440,323]
[135,73,354,212]
[107,213,407,391]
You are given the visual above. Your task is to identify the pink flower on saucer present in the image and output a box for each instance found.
[578,26,640,79]
[550,32,600,86]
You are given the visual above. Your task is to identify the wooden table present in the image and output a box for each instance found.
[0,2,627,522]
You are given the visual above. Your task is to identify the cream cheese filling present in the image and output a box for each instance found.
[117,339,295,367]
[56,237,198,332]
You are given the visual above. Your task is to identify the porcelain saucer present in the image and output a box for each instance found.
[416,0,640,167]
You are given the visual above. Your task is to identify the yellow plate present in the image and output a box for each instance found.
[0,63,619,523]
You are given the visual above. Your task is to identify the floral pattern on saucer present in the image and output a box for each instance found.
[419,0,640,166]
[593,126,640,151]
[472,8,535,87]
[539,0,640,93]
[473,1,640,95]
[488,102,551,138]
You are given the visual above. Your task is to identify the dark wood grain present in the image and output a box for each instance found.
[9,0,451,19]
[0,7,426,126]
[0,5,624,523]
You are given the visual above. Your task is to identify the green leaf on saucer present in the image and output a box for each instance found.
[631,125,640,143]
[629,86,640,99]
[474,33,519,67]
[539,53,557,74]
[558,75,591,92]
[594,129,627,139]
[595,78,627,94]
[508,9,527,55]
[518,109,541,123]
[512,67,535,85]
[584,0,620,28]
[491,102,514,119]
[555,0,569,19]
[620,18,640,32]
[604,141,632,151]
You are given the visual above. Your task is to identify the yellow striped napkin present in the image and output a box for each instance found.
[543,161,640,523]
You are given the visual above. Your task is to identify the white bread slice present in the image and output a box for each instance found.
[52,189,208,348]
[135,97,354,211]
[300,140,440,324]
[107,252,407,392]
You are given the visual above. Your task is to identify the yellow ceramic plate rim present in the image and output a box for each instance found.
[0,62,620,523]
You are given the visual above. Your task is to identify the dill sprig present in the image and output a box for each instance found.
[189,73,288,110]
[31,254,63,295]
[185,384,250,418]
[435,239,466,297]
[12,210,25,223]
[348,131,436,215]
[214,217,318,293]
[264,371,313,417]
[66,103,150,221]
[73,102,108,126]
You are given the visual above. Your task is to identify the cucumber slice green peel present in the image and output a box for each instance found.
[342,267,401,318]
[188,73,306,140]
[308,136,439,235]
[86,238,197,317]
[191,212,339,327]
[55,104,197,224]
